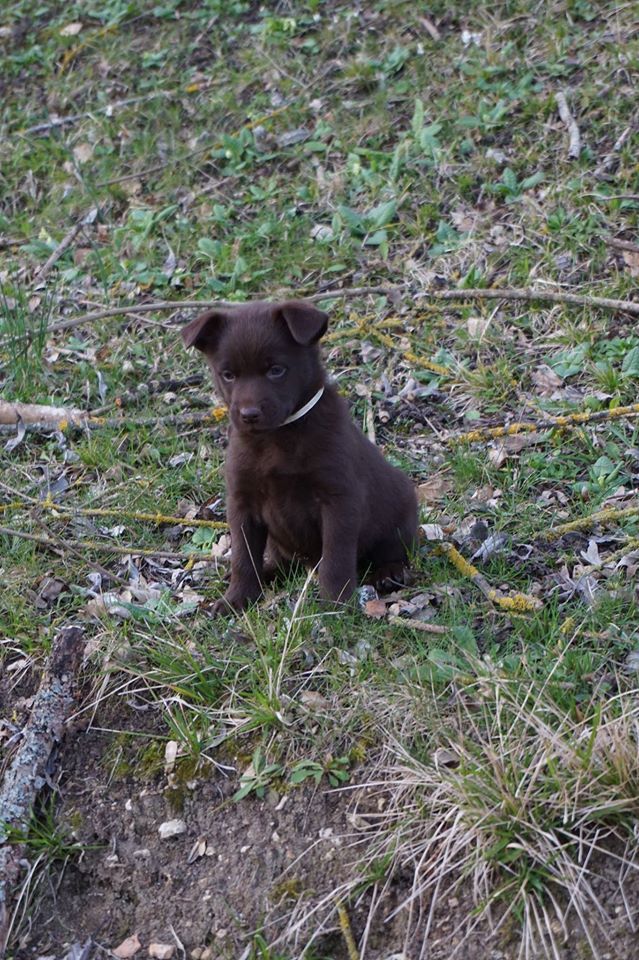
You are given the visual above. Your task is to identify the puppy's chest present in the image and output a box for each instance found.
[232,455,324,549]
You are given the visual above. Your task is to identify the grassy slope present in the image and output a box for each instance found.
[1,0,639,956]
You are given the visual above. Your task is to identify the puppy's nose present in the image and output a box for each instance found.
[240,406,261,424]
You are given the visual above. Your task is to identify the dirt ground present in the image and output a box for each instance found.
[13,712,639,960]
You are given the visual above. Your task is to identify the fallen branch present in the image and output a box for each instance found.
[0,625,85,956]
[586,193,639,202]
[541,505,639,541]
[37,288,402,339]
[415,286,639,316]
[0,498,228,532]
[452,402,639,443]
[555,91,582,160]
[7,283,639,348]
[0,525,218,562]
[437,542,542,613]
[0,400,87,428]
[0,407,227,439]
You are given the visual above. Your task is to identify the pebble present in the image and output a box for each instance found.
[112,934,141,958]
[158,819,187,840]
[148,945,174,960]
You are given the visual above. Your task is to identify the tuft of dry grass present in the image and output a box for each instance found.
[284,646,639,959]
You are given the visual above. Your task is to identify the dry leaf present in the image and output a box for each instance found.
[433,747,459,767]
[73,142,93,164]
[466,316,490,339]
[532,364,563,396]
[122,179,142,196]
[299,690,331,711]
[580,539,601,565]
[148,946,174,960]
[622,250,639,277]
[364,599,387,619]
[489,432,541,466]
[60,22,83,36]
[421,523,445,541]
[417,475,453,503]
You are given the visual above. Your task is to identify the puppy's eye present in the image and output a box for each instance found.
[221,370,236,383]
[266,365,286,380]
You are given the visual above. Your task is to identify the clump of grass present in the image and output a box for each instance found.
[0,284,52,397]
[288,652,639,959]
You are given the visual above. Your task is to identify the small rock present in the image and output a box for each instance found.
[112,934,142,958]
[148,945,174,960]
[158,819,187,840]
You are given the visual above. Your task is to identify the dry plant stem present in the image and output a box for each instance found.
[453,402,639,443]
[542,506,639,541]
[38,288,403,339]
[0,625,85,956]
[555,91,582,159]
[388,616,448,635]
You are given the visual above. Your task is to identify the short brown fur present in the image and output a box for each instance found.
[182,299,418,614]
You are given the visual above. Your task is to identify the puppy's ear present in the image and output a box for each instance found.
[279,300,328,346]
[181,309,226,353]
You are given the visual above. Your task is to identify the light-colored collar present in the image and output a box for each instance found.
[282,386,325,426]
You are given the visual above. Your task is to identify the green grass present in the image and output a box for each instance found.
[2,0,639,956]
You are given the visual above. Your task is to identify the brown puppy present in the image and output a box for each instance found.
[182,299,418,614]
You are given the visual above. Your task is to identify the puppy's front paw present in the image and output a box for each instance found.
[212,588,258,617]
[372,563,412,594]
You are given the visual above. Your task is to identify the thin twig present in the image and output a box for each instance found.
[585,193,639,202]
[606,237,639,255]
[418,15,441,40]
[34,208,98,282]
[555,92,582,160]
[19,87,213,136]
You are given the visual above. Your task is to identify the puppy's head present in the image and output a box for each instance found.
[181,300,328,434]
